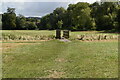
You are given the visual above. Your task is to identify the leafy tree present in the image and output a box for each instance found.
[51,7,66,29]
[67,2,93,30]
[16,14,26,29]
[46,22,52,30]
[7,7,15,14]
[56,20,63,29]
[2,7,16,30]
[39,7,66,30]
[2,2,120,31]
[53,7,66,20]
[25,22,37,30]
[117,9,120,32]
[92,2,119,31]
[39,14,50,30]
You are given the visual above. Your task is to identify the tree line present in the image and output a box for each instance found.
[2,2,120,32]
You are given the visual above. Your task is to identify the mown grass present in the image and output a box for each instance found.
[1,30,55,36]
[2,40,118,78]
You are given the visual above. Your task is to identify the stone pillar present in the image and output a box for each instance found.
[63,30,69,39]
[56,29,61,39]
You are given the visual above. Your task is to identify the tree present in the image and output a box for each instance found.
[2,7,16,30]
[16,14,26,29]
[2,13,16,30]
[53,7,66,21]
[2,2,120,31]
[117,9,120,32]
[39,7,66,30]
[51,7,66,29]
[93,2,119,31]
[56,20,63,29]
[39,14,50,30]
[7,7,15,14]
[25,22,37,30]
[67,2,93,30]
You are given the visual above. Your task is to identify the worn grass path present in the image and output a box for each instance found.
[2,40,118,78]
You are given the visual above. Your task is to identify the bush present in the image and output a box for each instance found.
[25,22,37,30]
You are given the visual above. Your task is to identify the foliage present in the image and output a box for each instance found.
[39,7,66,30]
[16,14,26,29]
[56,20,63,29]
[2,2,120,31]
[25,22,37,30]
[2,8,16,30]
[7,7,15,14]
[39,2,120,31]
[2,8,38,30]
[117,9,120,32]
[68,3,93,30]
[91,2,120,31]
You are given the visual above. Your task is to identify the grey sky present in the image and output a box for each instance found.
[1,0,99,17]
[1,0,99,3]
[2,2,70,17]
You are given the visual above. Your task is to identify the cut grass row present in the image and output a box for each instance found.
[1,30,118,41]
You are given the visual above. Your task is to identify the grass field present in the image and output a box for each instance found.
[1,30,118,78]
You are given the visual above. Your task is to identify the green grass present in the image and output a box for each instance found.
[2,40,118,78]
[1,30,55,36]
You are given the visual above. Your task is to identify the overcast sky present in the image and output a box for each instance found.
[1,0,100,17]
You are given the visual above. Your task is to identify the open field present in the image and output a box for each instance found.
[1,30,118,78]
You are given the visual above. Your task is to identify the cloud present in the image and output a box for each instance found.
[0,2,2,14]
[1,0,101,16]
[2,2,69,16]
[2,0,99,3]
